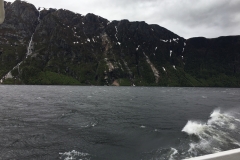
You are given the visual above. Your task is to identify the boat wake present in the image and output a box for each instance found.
[182,109,240,158]
[143,109,240,160]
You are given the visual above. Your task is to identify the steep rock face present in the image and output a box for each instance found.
[0,0,239,86]
[183,36,240,86]
[0,0,39,80]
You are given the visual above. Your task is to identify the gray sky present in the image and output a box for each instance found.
[6,0,240,39]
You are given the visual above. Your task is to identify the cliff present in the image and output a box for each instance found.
[0,0,239,86]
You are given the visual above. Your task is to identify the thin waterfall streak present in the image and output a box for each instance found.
[1,10,41,83]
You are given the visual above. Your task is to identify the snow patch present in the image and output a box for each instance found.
[136,45,140,51]
[170,50,172,57]
[160,39,168,42]
[173,38,179,43]
[162,67,166,72]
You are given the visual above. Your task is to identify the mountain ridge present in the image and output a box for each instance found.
[0,0,239,87]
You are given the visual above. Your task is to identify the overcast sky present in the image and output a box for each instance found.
[6,0,240,39]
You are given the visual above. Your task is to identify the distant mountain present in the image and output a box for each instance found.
[0,0,240,86]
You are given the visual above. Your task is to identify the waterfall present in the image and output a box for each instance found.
[0,10,41,83]
[26,10,40,58]
[26,34,34,58]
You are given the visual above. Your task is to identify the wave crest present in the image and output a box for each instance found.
[182,109,240,156]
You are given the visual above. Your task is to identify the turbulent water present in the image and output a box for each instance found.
[0,86,240,160]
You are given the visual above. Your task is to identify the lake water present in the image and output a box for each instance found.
[0,86,240,160]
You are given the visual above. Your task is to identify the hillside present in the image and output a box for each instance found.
[0,0,240,86]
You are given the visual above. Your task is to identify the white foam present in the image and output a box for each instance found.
[140,125,146,128]
[59,150,90,160]
[169,148,178,160]
[182,121,207,135]
[91,122,97,127]
[182,109,240,155]
[229,124,236,130]
[235,118,240,122]
[207,109,236,127]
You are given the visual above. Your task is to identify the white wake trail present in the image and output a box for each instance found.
[182,109,240,155]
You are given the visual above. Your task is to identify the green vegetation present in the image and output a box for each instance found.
[1,2,239,87]
[24,71,81,85]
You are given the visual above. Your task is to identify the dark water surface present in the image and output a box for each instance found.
[0,86,240,160]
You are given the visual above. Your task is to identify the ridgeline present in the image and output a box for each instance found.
[0,0,240,86]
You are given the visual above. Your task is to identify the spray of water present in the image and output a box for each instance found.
[182,109,240,157]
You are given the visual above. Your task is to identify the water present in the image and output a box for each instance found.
[0,86,240,160]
